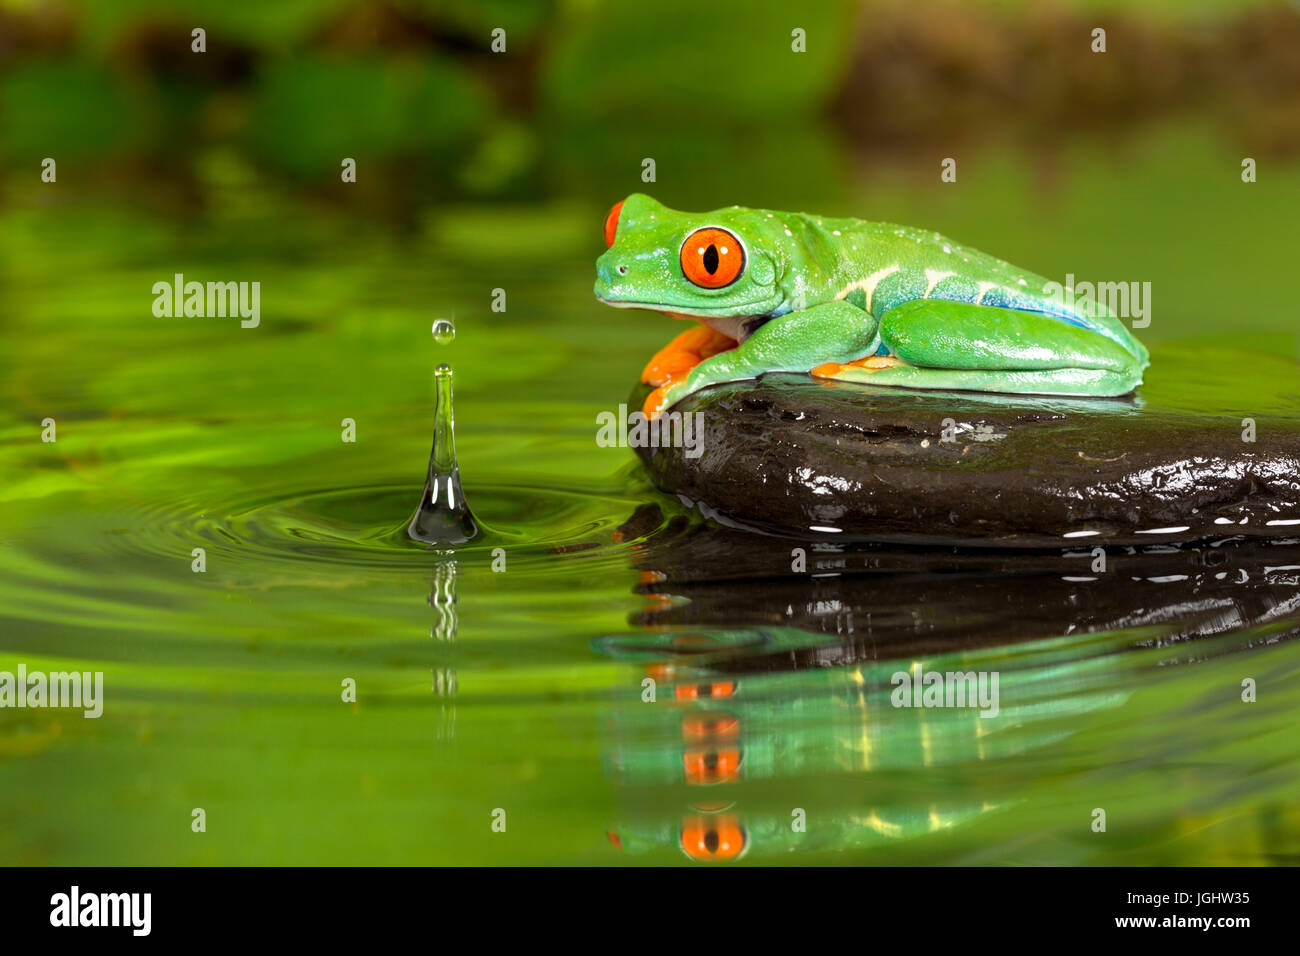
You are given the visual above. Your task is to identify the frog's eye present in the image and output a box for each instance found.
[680,814,747,862]
[680,227,744,289]
[683,746,743,785]
[675,680,736,701]
[604,201,624,247]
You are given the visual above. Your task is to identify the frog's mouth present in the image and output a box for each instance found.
[596,295,774,315]
[598,298,768,343]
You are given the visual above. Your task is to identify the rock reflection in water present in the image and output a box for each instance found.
[597,510,1300,861]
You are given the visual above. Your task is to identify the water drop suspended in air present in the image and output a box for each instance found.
[431,318,455,345]
[408,363,479,545]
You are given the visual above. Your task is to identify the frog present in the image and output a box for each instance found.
[594,193,1149,419]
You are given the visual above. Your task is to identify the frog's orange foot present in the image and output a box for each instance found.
[642,325,736,387]
[811,355,906,378]
[642,375,688,420]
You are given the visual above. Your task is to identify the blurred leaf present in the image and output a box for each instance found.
[68,0,342,52]
[542,0,856,123]
[246,54,492,178]
[0,60,136,161]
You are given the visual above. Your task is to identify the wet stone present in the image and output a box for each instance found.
[630,368,1300,547]
[604,513,1300,667]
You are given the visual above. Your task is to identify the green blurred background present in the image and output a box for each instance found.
[2,0,1299,865]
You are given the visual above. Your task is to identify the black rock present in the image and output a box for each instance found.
[631,355,1300,547]
[606,510,1300,669]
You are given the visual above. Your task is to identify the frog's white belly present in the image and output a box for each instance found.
[696,313,767,343]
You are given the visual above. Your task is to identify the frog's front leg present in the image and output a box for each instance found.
[644,301,879,418]
[641,324,737,388]
[812,299,1145,397]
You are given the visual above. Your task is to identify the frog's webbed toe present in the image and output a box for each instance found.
[811,355,907,378]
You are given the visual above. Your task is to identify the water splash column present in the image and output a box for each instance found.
[408,356,479,545]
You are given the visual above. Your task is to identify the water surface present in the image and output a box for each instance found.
[2,124,1298,864]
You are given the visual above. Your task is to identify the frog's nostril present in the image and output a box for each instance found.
[617,265,628,275]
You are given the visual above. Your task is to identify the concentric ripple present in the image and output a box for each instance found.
[118,481,661,569]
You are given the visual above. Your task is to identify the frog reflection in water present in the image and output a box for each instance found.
[594,194,1149,419]
[600,638,1023,863]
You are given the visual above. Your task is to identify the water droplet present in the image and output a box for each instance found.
[408,363,479,546]
[431,319,455,345]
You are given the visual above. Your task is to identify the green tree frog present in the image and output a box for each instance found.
[594,194,1149,419]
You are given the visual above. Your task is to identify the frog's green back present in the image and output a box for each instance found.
[787,209,1148,364]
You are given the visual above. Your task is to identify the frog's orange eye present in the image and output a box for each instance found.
[604,200,624,247]
[680,227,744,289]
[683,746,742,785]
[680,814,746,862]
[682,713,740,741]
[675,680,736,701]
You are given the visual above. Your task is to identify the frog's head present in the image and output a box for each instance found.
[594,194,789,318]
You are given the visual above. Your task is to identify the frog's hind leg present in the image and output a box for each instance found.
[812,299,1145,397]
[644,301,879,418]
